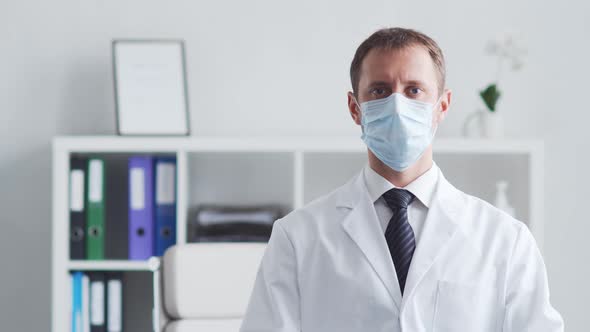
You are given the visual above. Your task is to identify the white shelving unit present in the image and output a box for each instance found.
[52,136,544,332]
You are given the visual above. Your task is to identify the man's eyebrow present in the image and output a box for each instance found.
[404,79,428,86]
[367,81,391,87]
[367,79,429,88]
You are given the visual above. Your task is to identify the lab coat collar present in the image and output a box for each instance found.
[363,161,440,208]
[337,166,465,310]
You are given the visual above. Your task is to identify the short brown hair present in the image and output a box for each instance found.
[350,27,446,96]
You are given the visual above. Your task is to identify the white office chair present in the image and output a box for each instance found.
[156,243,267,332]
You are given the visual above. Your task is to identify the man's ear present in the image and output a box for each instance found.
[347,91,362,126]
[435,88,452,123]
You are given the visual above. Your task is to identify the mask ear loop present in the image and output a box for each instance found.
[431,94,445,137]
[352,95,361,111]
[351,95,365,135]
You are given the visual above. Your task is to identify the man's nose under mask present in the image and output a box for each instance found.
[354,92,442,172]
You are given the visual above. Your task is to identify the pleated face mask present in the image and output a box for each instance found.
[355,92,442,172]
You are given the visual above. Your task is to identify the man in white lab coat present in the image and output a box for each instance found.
[240,27,564,331]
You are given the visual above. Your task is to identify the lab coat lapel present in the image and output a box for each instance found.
[338,171,403,310]
[401,169,465,307]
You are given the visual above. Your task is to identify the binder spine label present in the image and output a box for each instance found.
[90,281,105,325]
[70,170,85,212]
[107,280,123,332]
[156,163,176,204]
[89,160,104,203]
[130,168,145,210]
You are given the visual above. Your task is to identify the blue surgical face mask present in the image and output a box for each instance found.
[354,92,442,172]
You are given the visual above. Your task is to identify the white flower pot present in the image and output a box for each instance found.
[462,109,505,138]
[482,111,504,138]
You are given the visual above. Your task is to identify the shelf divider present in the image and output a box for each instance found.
[176,149,188,245]
[294,151,304,209]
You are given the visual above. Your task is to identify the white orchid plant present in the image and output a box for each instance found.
[480,34,527,112]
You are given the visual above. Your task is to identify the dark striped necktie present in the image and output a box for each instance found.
[382,188,416,296]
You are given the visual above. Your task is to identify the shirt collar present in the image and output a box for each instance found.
[363,161,440,208]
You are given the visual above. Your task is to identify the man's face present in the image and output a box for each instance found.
[347,45,451,126]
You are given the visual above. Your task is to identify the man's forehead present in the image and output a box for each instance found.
[360,46,438,84]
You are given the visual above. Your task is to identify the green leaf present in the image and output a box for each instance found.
[480,83,501,112]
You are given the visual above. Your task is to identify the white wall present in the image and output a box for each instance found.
[1,0,588,330]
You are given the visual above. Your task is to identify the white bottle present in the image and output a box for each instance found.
[494,180,515,217]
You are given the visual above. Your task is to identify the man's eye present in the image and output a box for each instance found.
[409,87,422,95]
[370,88,387,96]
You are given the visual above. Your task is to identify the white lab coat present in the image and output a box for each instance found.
[240,167,564,332]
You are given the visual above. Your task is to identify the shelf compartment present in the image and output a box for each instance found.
[187,151,295,213]
[303,152,367,204]
[434,153,531,224]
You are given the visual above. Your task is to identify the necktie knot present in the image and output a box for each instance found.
[382,188,415,210]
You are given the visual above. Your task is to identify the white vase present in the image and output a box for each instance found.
[462,109,505,138]
[482,111,504,138]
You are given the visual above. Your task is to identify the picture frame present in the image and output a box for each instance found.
[112,39,191,136]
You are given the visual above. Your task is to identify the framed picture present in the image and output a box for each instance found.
[113,40,190,136]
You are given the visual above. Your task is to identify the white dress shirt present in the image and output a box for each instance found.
[363,161,440,245]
